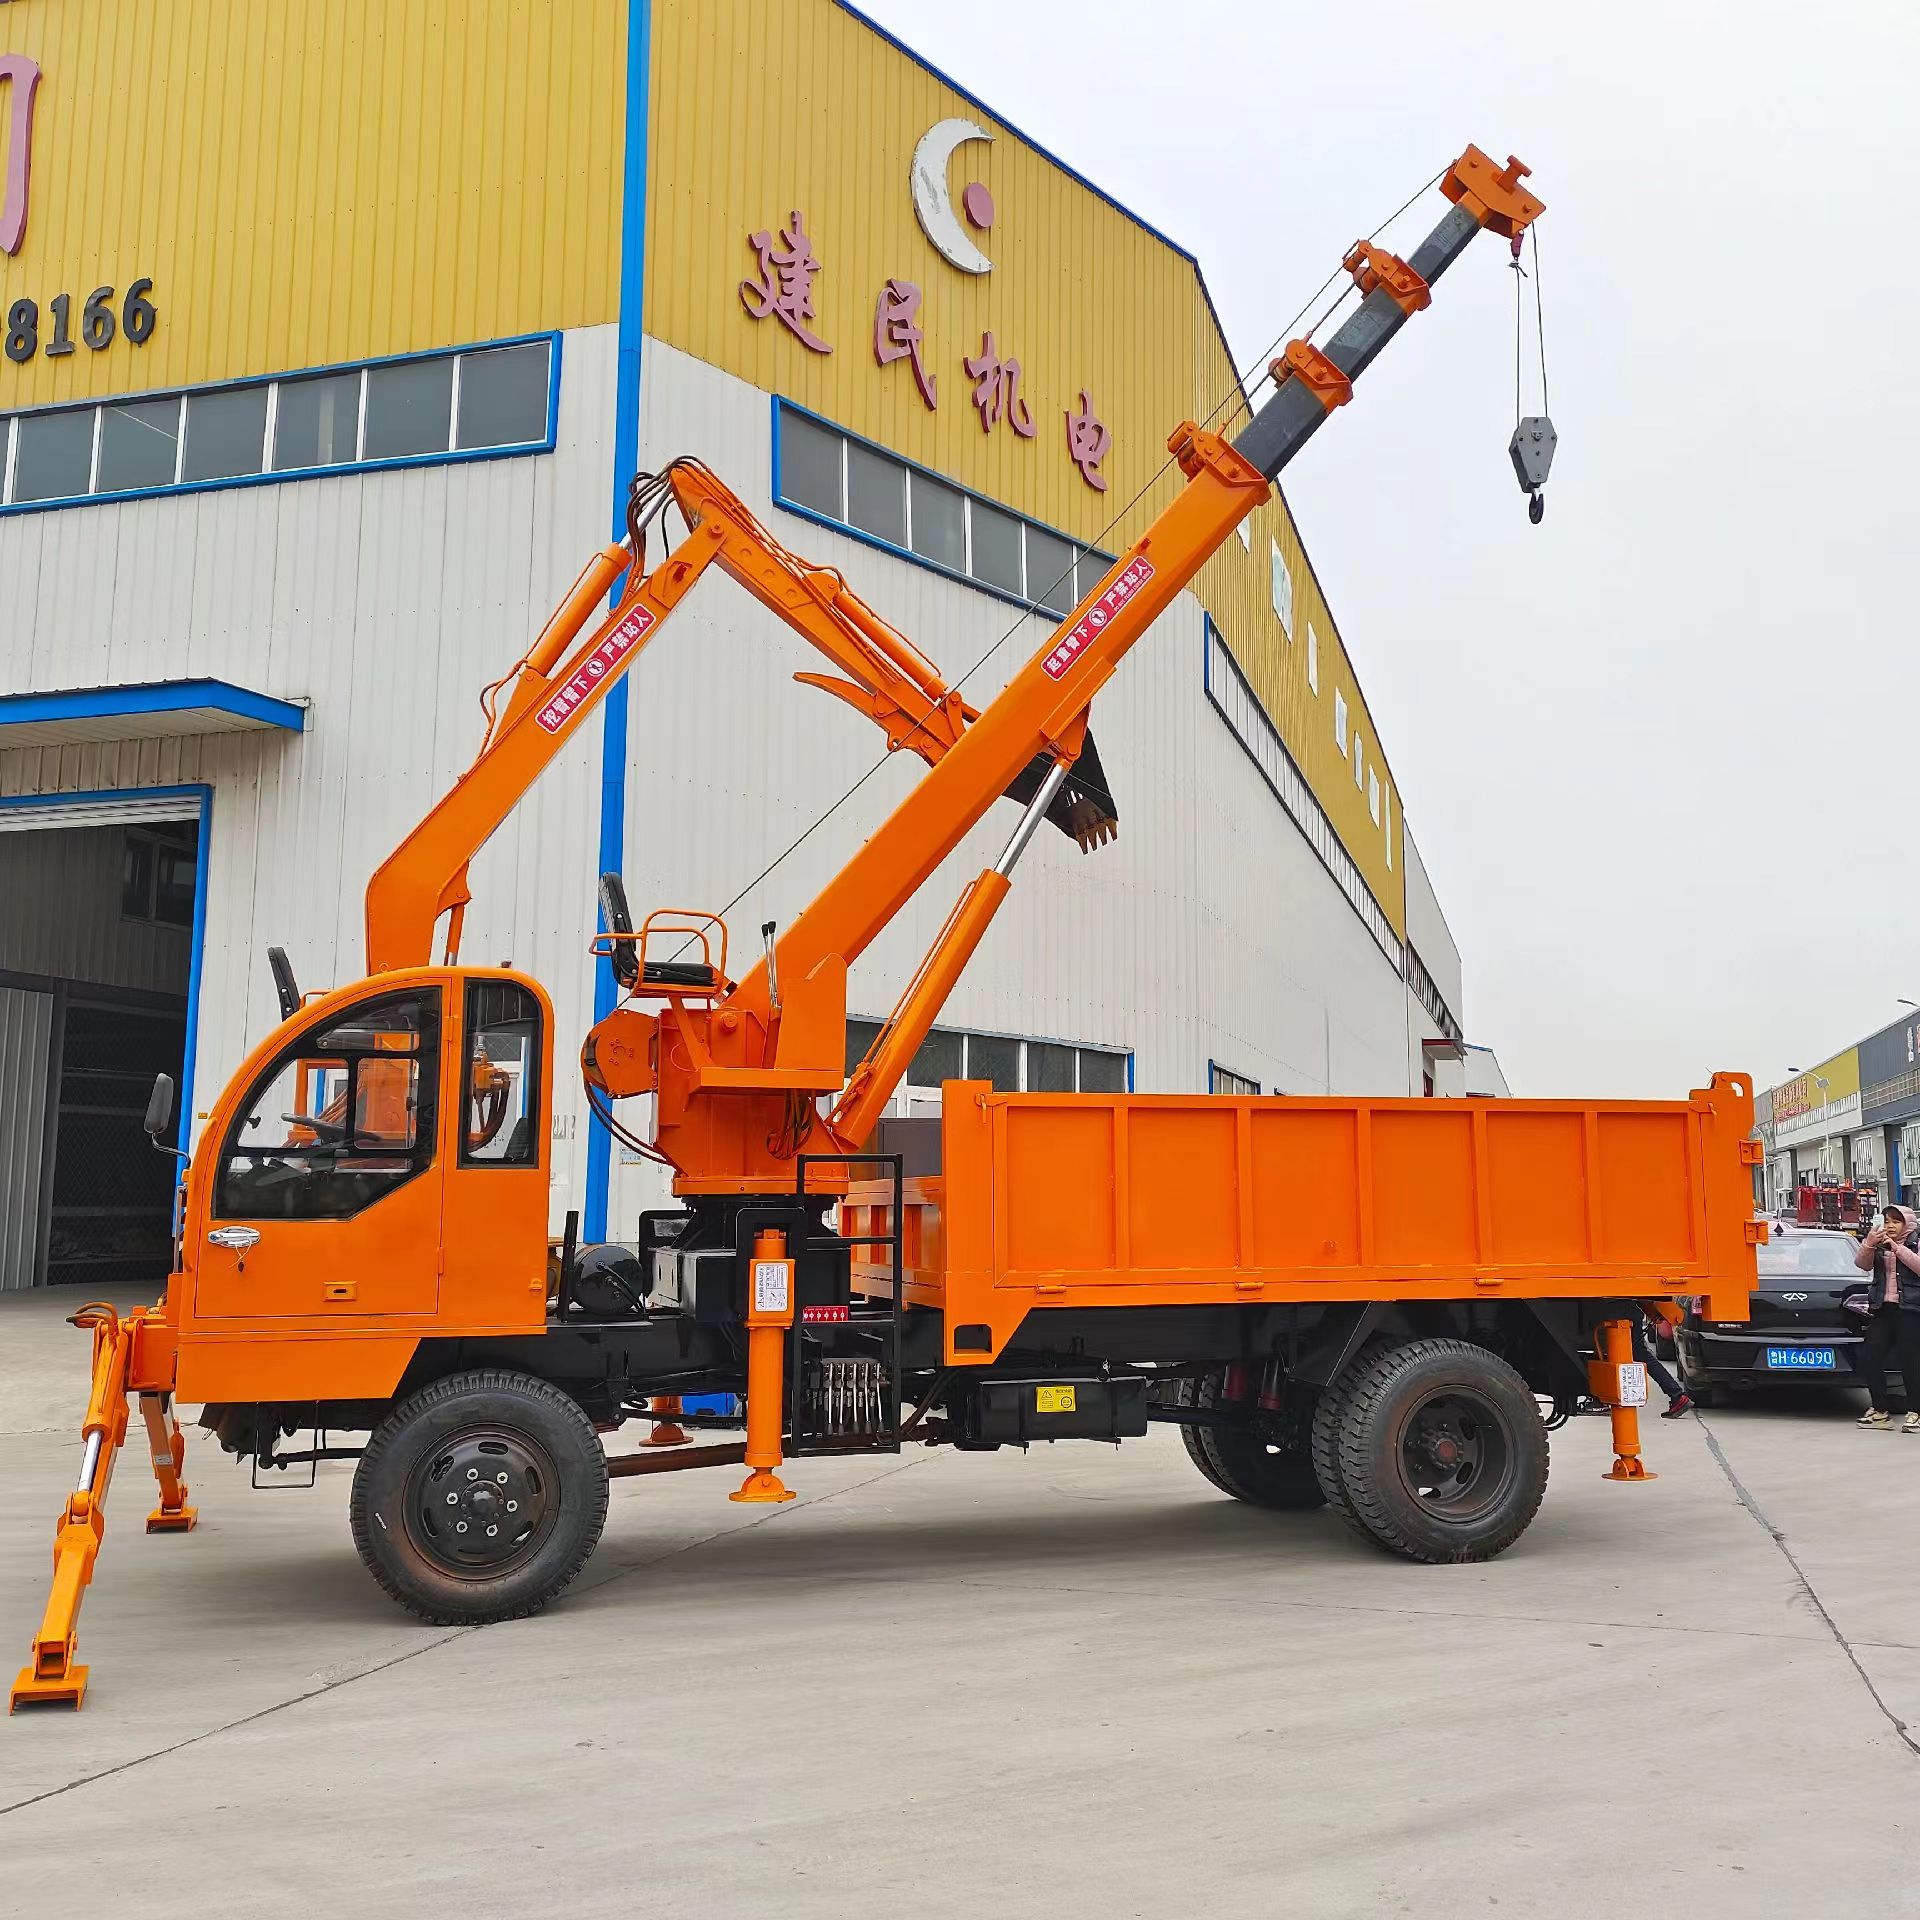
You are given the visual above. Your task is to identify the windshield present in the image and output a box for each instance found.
[1758,1236,1863,1278]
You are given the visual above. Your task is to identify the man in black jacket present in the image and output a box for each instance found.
[1853,1205,1920,1430]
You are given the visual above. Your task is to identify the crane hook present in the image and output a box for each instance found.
[1509,415,1556,526]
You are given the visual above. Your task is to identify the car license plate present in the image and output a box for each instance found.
[1764,1346,1837,1371]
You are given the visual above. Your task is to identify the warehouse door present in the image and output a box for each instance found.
[0,795,202,1290]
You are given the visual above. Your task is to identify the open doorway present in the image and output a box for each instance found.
[0,807,200,1292]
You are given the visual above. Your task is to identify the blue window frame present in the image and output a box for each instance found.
[770,396,1115,617]
[1208,1061,1261,1096]
[0,333,561,518]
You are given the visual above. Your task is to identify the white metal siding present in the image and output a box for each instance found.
[0,985,53,1291]
[0,324,620,1223]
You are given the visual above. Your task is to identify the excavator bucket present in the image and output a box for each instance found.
[1006,729,1119,853]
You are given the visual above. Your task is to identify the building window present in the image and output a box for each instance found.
[772,400,1113,616]
[1270,538,1293,637]
[1236,517,1252,552]
[1354,737,1366,790]
[1333,688,1348,755]
[0,333,558,515]
[121,827,195,928]
[1205,618,1402,970]
[1406,944,1462,1043]
[845,1017,1129,1094]
[1369,768,1381,825]
[1306,621,1320,694]
[1384,786,1394,869]
[1209,1062,1260,1096]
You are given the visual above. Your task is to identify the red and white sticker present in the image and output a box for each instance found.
[534,607,657,734]
[1040,556,1155,681]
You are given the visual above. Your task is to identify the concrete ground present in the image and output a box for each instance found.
[1,1287,1914,1919]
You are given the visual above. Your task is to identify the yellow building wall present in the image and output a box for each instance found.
[0,0,625,406]
[645,0,1405,933]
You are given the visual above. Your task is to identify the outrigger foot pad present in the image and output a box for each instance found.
[145,1506,198,1533]
[729,1468,795,1505]
[10,1662,88,1712]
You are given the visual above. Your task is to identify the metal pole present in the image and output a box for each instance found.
[993,762,1069,878]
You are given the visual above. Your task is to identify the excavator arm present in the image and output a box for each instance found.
[363,464,1116,975]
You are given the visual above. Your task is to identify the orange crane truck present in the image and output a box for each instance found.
[11,147,1759,1710]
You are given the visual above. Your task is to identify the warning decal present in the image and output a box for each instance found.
[534,607,657,735]
[1040,557,1156,681]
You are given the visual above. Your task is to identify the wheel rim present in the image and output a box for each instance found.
[403,1426,560,1579]
[1396,1387,1517,1522]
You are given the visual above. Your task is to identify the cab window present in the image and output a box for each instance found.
[461,982,542,1168]
[215,991,441,1220]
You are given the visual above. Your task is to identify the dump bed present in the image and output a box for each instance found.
[847,1073,1760,1363]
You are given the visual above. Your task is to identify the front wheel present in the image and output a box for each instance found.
[350,1368,610,1623]
[1334,1339,1548,1563]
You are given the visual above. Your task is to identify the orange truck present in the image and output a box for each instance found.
[11,147,1758,1710]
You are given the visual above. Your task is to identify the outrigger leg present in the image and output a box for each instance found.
[1592,1316,1656,1483]
[10,1303,190,1711]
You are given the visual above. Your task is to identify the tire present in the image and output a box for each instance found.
[1674,1346,1718,1408]
[1310,1339,1387,1530]
[1334,1339,1548,1564]
[350,1368,610,1624]
[1173,1379,1235,1496]
[1177,1372,1326,1510]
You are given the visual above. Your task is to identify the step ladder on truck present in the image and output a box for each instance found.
[12,145,1760,1710]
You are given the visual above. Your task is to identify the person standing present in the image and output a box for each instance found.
[1634,1311,1693,1418]
[1853,1205,1920,1430]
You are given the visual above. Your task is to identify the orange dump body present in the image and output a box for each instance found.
[846,1073,1760,1364]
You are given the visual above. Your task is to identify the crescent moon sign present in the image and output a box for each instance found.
[911,118,994,275]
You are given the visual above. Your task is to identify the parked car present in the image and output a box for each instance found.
[1673,1224,1889,1404]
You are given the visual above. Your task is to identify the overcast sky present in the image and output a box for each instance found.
[870,0,1920,1097]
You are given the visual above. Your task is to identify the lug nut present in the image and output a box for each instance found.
[446,1492,458,1505]
[495,1471,508,1485]
[467,1467,479,1480]
[456,1521,468,1534]
[486,1525,498,1537]
[506,1500,518,1513]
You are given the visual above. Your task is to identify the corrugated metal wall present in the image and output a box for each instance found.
[0,0,626,404]
[645,0,1405,932]
[0,826,191,995]
[0,985,53,1291]
[0,324,620,1221]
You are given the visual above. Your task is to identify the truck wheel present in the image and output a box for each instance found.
[350,1368,610,1624]
[1178,1371,1325,1510]
[1310,1340,1386,1529]
[1334,1339,1548,1563]
[1172,1378,1235,1495]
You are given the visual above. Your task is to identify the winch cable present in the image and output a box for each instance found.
[672,165,1451,938]
[1510,222,1553,521]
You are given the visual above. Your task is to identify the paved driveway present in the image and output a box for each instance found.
[1,1286,1914,1919]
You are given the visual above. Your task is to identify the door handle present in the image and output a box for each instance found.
[208,1226,261,1251]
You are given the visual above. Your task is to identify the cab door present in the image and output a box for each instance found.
[194,986,448,1319]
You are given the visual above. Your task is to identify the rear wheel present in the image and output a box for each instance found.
[1177,1372,1326,1510]
[1334,1339,1548,1563]
[350,1368,610,1624]
[1311,1340,1387,1529]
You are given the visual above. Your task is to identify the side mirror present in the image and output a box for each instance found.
[143,1072,176,1145]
